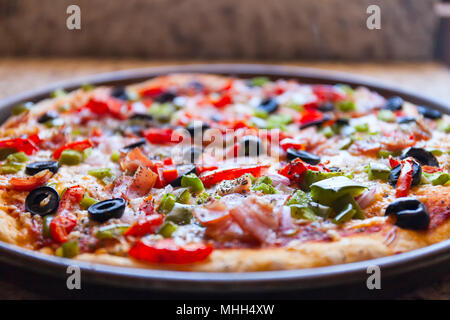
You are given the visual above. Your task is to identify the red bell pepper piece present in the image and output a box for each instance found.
[200,165,269,187]
[313,85,346,103]
[280,138,305,152]
[0,137,38,155]
[395,159,414,198]
[53,139,93,159]
[50,185,85,243]
[211,94,232,108]
[161,168,178,184]
[124,214,164,237]
[128,238,213,264]
[298,109,324,126]
[84,96,125,119]
[143,128,181,145]
[140,87,164,98]
[196,164,219,175]
[389,156,401,169]
[9,169,53,191]
[278,158,328,182]
[163,157,173,165]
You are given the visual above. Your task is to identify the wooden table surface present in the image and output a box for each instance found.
[0,58,448,299]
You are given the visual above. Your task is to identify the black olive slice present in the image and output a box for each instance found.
[318,102,334,112]
[88,198,126,223]
[155,91,177,103]
[335,118,350,126]
[401,147,439,167]
[385,197,429,230]
[26,161,59,175]
[417,106,442,119]
[120,138,147,152]
[388,162,422,188]
[25,186,60,217]
[129,113,154,121]
[169,164,197,187]
[397,116,416,124]
[257,98,278,114]
[286,149,321,165]
[111,86,129,101]
[240,136,264,157]
[383,96,404,111]
[37,111,59,124]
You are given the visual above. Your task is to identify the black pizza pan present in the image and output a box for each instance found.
[0,64,448,293]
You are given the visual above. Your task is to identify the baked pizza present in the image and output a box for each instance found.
[0,73,448,272]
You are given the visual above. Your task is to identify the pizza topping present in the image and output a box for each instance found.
[200,165,269,188]
[286,149,320,165]
[9,169,53,191]
[383,96,404,111]
[417,105,442,119]
[128,238,213,264]
[388,158,422,197]
[0,137,39,156]
[53,139,93,159]
[88,198,126,223]
[25,161,59,175]
[385,197,430,230]
[50,185,85,243]
[25,186,60,216]
[401,147,439,167]
[169,164,196,187]
[310,176,367,206]
[11,101,33,116]
[123,214,164,237]
[0,74,448,261]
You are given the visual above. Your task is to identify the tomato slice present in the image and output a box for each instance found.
[124,214,164,237]
[200,165,269,187]
[53,139,93,159]
[9,169,53,191]
[84,97,125,119]
[0,137,38,155]
[128,239,213,264]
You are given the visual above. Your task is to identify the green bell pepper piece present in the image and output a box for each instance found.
[332,193,365,221]
[42,214,55,239]
[310,176,367,206]
[51,89,67,98]
[96,224,130,240]
[165,204,193,225]
[337,100,356,112]
[158,221,178,238]
[175,188,192,204]
[299,169,343,191]
[250,77,269,87]
[11,102,33,116]
[377,110,396,122]
[0,162,23,174]
[88,168,114,184]
[181,173,205,193]
[110,151,120,162]
[56,240,79,258]
[424,172,450,186]
[332,203,356,224]
[6,152,28,163]
[354,123,369,132]
[368,162,390,181]
[290,205,317,221]
[80,194,99,209]
[59,149,83,166]
[157,194,176,213]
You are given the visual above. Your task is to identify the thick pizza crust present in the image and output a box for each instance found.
[74,221,450,272]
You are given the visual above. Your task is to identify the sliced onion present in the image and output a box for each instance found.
[280,206,297,236]
[355,187,377,209]
[268,174,290,186]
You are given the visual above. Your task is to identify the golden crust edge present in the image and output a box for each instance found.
[74,221,450,272]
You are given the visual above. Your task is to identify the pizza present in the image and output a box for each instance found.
[0,73,448,272]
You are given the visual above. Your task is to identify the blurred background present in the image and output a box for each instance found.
[0,0,449,299]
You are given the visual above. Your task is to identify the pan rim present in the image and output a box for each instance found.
[0,63,448,291]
